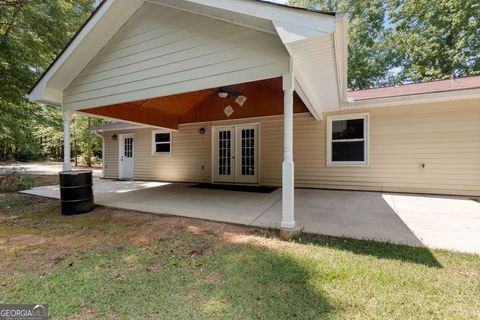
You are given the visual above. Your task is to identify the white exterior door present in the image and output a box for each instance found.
[119,133,134,180]
[213,124,259,184]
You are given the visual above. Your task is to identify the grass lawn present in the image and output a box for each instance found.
[0,192,479,319]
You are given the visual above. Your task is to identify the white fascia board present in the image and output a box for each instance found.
[184,0,335,33]
[294,79,321,120]
[273,20,329,44]
[293,66,322,120]
[28,86,63,106]
[344,88,480,110]
[333,12,348,107]
[287,33,342,118]
[28,0,144,106]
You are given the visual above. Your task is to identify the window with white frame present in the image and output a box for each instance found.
[327,113,368,165]
[152,130,171,155]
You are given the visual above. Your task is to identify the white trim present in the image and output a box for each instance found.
[344,88,480,109]
[118,133,135,180]
[147,0,277,35]
[326,113,369,166]
[211,122,260,185]
[151,130,172,156]
[281,66,295,229]
[333,12,349,107]
[177,0,335,33]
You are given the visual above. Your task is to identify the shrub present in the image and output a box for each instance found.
[16,173,35,191]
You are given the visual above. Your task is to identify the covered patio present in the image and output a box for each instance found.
[27,0,349,235]
[24,179,480,254]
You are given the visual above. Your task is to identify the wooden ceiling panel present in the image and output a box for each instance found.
[83,77,309,127]
[180,78,308,123]
[140,90,213,117]
[84,103,178,129]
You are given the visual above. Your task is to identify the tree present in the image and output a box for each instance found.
[290,0,397,89]
[388,0,480,83]
[71,114,105,167]
[0,0,97,160]
[290,0,480,88]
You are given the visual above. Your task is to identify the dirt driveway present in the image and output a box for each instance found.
[0,161,102,176]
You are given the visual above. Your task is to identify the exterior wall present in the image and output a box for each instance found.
[104,98,480,196]
[63,2,289,111]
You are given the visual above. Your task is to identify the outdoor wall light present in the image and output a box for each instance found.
[217,92,229,98]
[199,127,206,135]
[112,134,118,141]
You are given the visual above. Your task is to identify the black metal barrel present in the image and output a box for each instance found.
[59,170,94,215]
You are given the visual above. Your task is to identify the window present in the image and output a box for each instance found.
[152,130,171,155]
[327,113,368,166]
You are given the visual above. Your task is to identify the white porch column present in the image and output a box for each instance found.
[281,62,295,229]
[62,110,72,171]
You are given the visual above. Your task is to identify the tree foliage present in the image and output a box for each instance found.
[290,0,480,88]
[0,0,97,161]
[388,0,480,83]
[1,0,479,162]
[290,0,396,89]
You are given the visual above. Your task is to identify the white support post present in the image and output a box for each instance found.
[281,60,295,229]
[62,110,72,172]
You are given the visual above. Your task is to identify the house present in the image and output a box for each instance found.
[28,0,480,233]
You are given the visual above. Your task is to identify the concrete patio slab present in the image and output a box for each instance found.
[22,179,480,254]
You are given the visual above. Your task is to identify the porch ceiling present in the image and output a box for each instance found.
[82,78,308,129]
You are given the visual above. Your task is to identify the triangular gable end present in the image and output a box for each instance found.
[28,0,347,119]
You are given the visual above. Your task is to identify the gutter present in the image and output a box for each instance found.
[343,87,480,110]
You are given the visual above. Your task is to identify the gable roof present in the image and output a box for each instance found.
[28,0,336,96]
[348,76,480,101]
[27,0,348,119]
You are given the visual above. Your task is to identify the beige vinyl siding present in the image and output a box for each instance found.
[103,123,211,182]
[103,98,480,196]
[293,99,480,196]
[63,2,288,111]
[103,131,119,179]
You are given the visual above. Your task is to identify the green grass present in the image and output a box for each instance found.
[0,193,479,319]
[0,173,58,192]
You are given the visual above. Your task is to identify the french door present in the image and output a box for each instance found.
[213,124,259,184]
